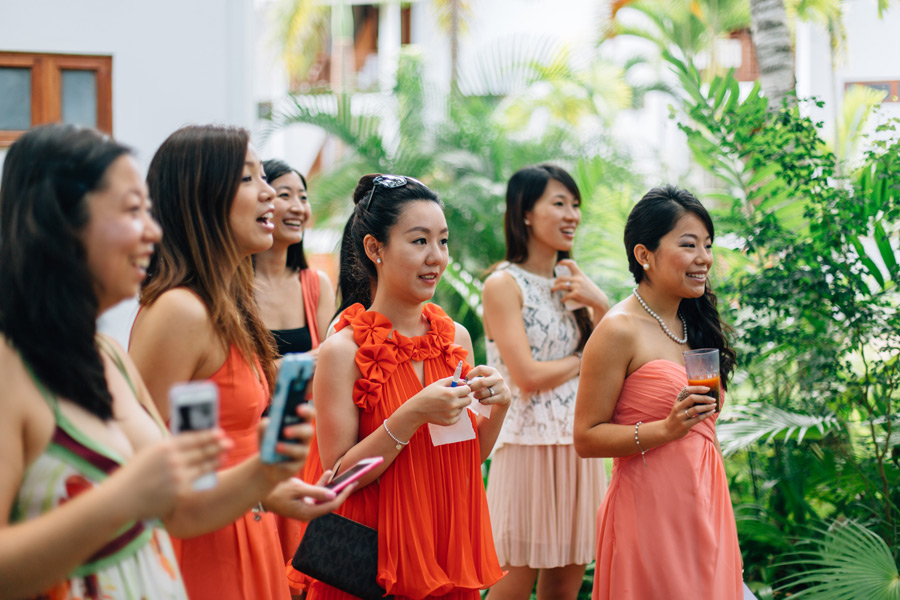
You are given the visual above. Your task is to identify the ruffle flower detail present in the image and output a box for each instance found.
[336,302,472,411]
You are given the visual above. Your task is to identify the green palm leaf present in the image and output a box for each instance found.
[778,521,900,599]
[718,402,841,456]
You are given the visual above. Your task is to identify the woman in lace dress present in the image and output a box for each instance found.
[482,165,610,600]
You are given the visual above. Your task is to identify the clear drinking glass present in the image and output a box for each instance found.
[683,348,720,412]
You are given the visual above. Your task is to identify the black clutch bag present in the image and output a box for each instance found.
[292,513,393,600]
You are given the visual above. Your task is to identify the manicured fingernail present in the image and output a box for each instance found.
[325,490,336,500]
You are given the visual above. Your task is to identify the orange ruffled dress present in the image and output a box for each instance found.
[171,345,290,600]
[592,360,742,600]
[306,303,504,600]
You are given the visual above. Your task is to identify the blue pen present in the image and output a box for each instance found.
[449,360,464,387]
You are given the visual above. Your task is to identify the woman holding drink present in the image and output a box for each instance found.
[573,185,742,599]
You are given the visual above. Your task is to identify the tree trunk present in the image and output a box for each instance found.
[748,0,795,108]
[450,0,459,91]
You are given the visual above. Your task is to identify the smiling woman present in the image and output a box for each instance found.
[0,123,228,600]
[573,185,742,600]
[128,125,351,600]
[251,159,336,592]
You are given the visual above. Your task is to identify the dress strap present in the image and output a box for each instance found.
[299,268,321,348]
[96,335,169,435]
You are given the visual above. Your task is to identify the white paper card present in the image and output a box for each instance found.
[428,417,476,446]
[742,583,758,600]
[467,395,492,418]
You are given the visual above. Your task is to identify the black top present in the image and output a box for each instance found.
[271,325,312,356]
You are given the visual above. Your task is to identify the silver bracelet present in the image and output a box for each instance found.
[634,421,648,466]
[252,501,266,521]
[383,419,409,451]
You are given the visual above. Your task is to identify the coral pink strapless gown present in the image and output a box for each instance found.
[592,360,742,600]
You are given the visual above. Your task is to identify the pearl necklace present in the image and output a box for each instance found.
[632,288,688,345]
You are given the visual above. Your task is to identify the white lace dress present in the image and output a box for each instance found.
[485,263,607,568]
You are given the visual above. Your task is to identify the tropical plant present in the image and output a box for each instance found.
[608,0,751,77]
[666,47,900,597]
[267,43,639,363]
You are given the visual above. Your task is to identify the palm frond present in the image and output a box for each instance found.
[777,521,900,599]
[718,402,841,456]
[267,93,388,164]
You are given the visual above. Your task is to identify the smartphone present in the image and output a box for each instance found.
[316,456,384,502]
[261,353,315,464]
[169,381,219,491]
[553,264,586,311]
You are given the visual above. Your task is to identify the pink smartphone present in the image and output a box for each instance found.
[316,456,384,502]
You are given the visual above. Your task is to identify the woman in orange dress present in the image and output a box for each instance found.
[573,186,742,599]
[252,159,336,592]
[306,174,512,599]
[130,125,351,600]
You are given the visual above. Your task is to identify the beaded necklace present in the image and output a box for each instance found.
[632,288,688,345]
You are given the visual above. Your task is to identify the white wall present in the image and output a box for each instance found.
[795,0,900,151]
[0,0,258,345]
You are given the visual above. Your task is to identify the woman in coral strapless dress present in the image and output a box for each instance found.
[574,185,743,600]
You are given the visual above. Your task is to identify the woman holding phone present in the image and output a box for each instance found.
[308,174,511,599]
[482,164,609,600]
[0,123,230,599]
[573,186,742,599]
[252,159,336,590]
[130,125,350,600]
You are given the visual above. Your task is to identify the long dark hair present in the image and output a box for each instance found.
[143,125,276,390]
[0,124,131,419]
[262,158,309,271]
[624,185,736,388]
[335,174,441,317]
[502,164,593,351]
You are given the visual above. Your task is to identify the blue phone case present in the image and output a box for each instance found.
[261,353,315,463]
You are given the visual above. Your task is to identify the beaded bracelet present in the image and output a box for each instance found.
[383,419,409,451]
[634,421,648,466]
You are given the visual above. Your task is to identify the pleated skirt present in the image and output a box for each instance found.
[486,444,607,569]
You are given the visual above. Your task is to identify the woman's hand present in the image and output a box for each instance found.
[262,470,354,522]
[258,404,315,486]
[465,365,511,409]
[404,375,473,427]
[112,428,230,520]
[551,259,611,319]
[663,385,716,441]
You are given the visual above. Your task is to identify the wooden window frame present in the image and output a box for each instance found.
[0,51,112,147]
[844,80,899,103]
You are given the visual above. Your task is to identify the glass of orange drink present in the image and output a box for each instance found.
[683,348,720,412]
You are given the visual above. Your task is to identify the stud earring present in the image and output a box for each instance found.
[376,258,382,264]
[524,220,531,226]
[642,263,649,270]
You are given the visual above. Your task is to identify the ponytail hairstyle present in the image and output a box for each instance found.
[502,164,593,351]
[261,159,309,271]
[0,123,131,419]
[335,174,441,317]
[142,125,276,390]
[623,185,736,389]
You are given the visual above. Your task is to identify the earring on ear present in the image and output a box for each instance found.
[524,220,531,226]
[376,258,382,264]
[642,263,650,270]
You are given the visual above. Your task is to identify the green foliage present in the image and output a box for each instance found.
[267,43,640,364]
[780,521,900,599]
[666,46,900,595]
